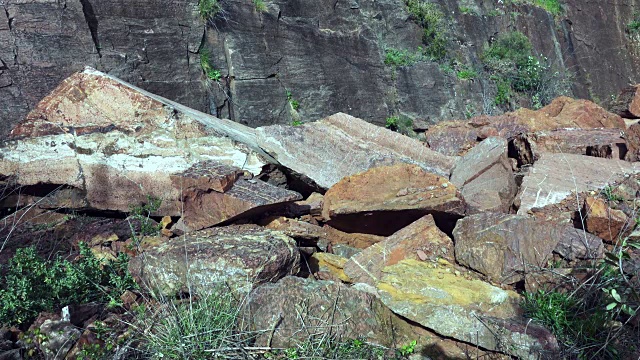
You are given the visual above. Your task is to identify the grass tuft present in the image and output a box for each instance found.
[198,0,221,20]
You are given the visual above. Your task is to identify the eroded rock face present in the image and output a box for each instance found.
[322,163,465,235]
[450,137,516,213]
[516,153,640,215]
[256,113,457,189]
[343,215,454,286]
[609,85,640,118]
[453,213,603,284]
[128,225,300,295]
[377,260,558,359]
[426,97,626,156]
[241,276,400,348]
[0,69,302,229]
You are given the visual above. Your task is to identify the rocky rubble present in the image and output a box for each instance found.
[1,71,639,359]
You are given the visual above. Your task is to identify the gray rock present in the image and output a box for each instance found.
[128,225,300,295]
[39,320,81,360]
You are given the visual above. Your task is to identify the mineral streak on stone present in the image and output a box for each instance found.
[256,113,457,190]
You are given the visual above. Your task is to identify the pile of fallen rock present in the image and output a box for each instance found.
[1,68,639,359]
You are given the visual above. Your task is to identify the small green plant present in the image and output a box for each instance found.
[404,0,448,60]
[456,67,478,80]
[385,116,399,130]
[397,340,417,356]
[384,48,419,68]
[199,48,222,81]
[128,195,162,242]
[286,90,300,111]
[198,0,221,19]
[266,337,393,359]
[629,13,640,33]
[529,0,562,15]
[291,119,303,126]
[458,6,474,15]
[253,0,267,12]
[0,243,137,326]
[602,185,624,202]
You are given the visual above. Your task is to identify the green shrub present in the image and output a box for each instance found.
[198,0,220,19]
[199,48,222,82]
[629,13,640,33]
[529,0,562,15]
[456,67,478,80]
[404,0,448,60]
[286,90,300,111]
[384,48,419,68]
[128,195,162,239]
[0,243,137,326]
[385,116,399,130]
[253,0,267,12]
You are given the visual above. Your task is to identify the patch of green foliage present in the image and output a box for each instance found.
[458,6,475,15]
[628,13,640,33]
[0,243,137,326]
[291,119,303,126]
[254,0,267,12]
[198,0,221,19]
[522,236,640,359]
[602,185,624,202]
[265,337,415,359]
[482,31,571,109]
[199,48,222,82]
[384,115,415,137]
[385,116,399,130]
[286,90,300,111]
[129,195,162,242]
[404,0,448,60]
[384,48,419,68]
[528,0,562,15]
[456,67,478,80]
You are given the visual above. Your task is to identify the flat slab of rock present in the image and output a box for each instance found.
[128,225,300,295]
[516,153,640,215]
[453,213,603,283]
[426,97,625,156]
[256,113,457,189]
[0,69,302,228]
[450,137,516,213]
[584,196,629,243]
[322,164,465,235]
[511,129,627,166]
[377,260,558,359]
[343,215,454,286]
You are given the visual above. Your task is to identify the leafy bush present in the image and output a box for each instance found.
[198,0,220,19]
[385,116,399,130]
[253,0,267,12]
[0,243,137,326]
[384,48,419,68]
[529,0,562,15]
[456,67,478,80]
[482,31,571,109]
[404,0,448,60]
[199,48,222,82]
[628,13,640,33]
[128,195,162,241]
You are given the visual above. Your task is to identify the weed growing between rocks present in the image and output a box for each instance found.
[404,0,448,61]
[481,31,572,109]
[522,229,640,358]
[200,48,222,82]
[0,242,137,327]
[198,0,221,20]
[253,0,266,12]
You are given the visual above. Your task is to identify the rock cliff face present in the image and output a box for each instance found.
[2,0,640,136]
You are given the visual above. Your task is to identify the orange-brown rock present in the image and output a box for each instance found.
[426,97,626,156]
[343,215,454,286]
[584,197,630,243]
[322,164,464,235]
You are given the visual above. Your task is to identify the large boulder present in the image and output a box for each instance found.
[377,260,558,359]
[256,113,457,189]
[516,153,640,215]
[343,215,454,286]
[321,163,465,235]
[240,276,402,348]
[0,69,301,229]
[453,213,604,284]
[450,137,516,213]
[128,225,300,295]
[609,85,640,118]
[425,97,626,156]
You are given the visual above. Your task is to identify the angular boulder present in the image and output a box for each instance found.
[128,225,300,295]
[584,197,630,243]
[450,137,516,213]
[322,164,465,235]
[516,153,640,215]
[511,129,627,166]
[241,276,403,348]
[0,69,301,229]
[256,113,457,189]
[426,97,625,156]
[609,84,640,118]
[343,215,454,286]
[377,260,558,359]
[453,213,603,283]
